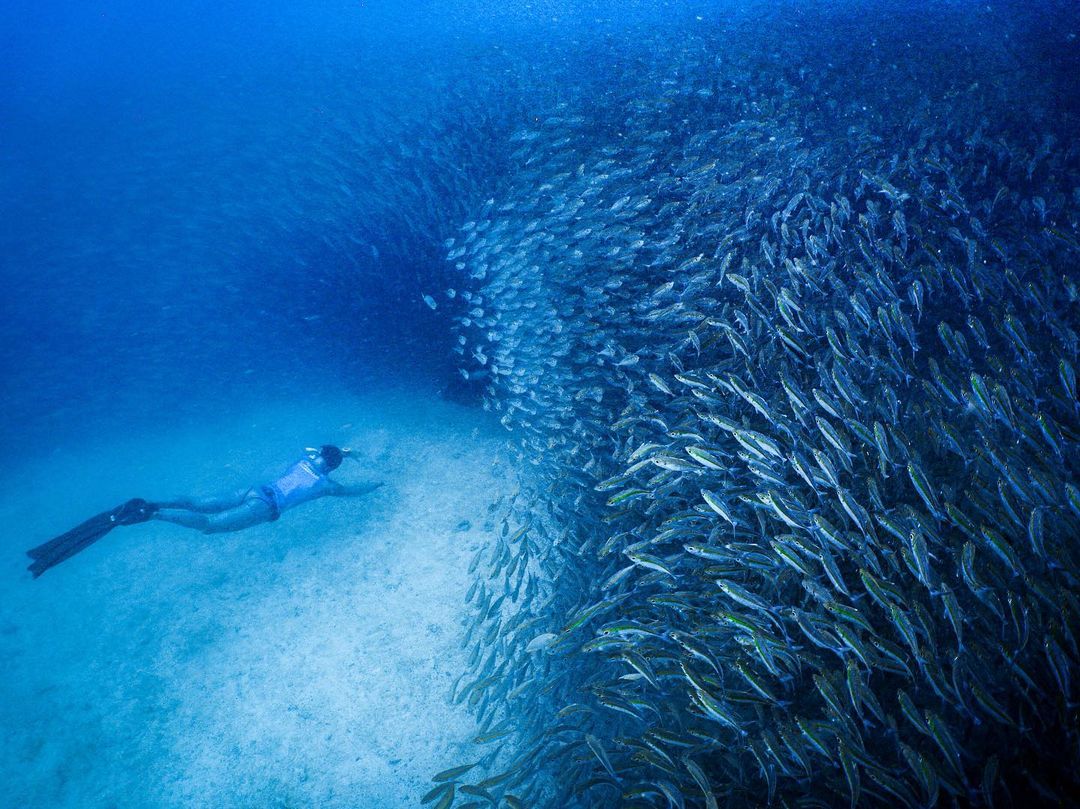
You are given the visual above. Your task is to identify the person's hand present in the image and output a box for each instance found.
[344,481,383,496]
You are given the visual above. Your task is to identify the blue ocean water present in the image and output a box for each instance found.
[4,1,446,454]
[3,1,1080,807]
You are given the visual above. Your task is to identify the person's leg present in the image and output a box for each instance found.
[156,489,250,513]
[154,497,273,534]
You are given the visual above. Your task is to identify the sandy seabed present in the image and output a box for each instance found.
[0,389,512,808]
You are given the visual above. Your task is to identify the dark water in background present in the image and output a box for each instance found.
[1,0,491,452]
[2,0,1077,454]
[0,0,717,456]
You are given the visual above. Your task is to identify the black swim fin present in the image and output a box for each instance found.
[26,499,157,578]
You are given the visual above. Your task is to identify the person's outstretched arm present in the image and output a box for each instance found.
[327,481,383,497]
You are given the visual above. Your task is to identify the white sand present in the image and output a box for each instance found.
[0,389,510,808]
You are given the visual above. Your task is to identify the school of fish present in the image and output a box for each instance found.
[418,4,1079,808]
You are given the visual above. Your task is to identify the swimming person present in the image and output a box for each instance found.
[152,444,381,533]
[25,445,381,578]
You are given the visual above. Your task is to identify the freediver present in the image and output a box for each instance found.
[25,445,382,578]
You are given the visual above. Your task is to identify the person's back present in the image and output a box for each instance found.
[266,455,338,513]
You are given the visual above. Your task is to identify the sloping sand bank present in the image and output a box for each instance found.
[0,390,510,807]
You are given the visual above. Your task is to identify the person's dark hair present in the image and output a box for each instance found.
[319,445,344,471]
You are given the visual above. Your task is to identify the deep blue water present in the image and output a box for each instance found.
[0,0,710,452]
[3,1,1080,807]
[4,0,1077,452]
[2,0,486,452]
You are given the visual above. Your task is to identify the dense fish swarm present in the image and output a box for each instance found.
[430,4,1080,808]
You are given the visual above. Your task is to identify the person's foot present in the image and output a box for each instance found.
[114,498,158,525]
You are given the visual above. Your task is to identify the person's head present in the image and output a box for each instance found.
[309,444,345,473]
